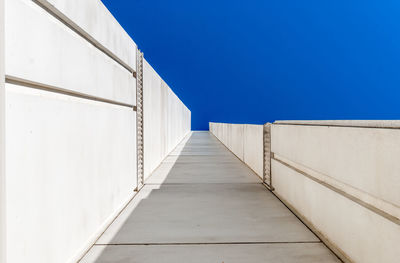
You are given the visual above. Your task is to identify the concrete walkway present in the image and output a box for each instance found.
[81,131,340,263]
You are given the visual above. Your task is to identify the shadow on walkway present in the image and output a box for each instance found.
[80,131,341,263]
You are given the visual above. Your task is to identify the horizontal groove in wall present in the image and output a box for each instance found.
[33,0,136,75]
[271,154,400,226]
[6,75,136,110]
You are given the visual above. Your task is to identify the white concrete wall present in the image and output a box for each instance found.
[5,84,137,263]
[209,122,263,178]
[210,123,244,160]
[4,0,139,262]
[228,124,244,161]
[271,121,400,263]
[4,0,191,262]
[6,0,136,106]
[143,60,191,179]
[243,124,264,177]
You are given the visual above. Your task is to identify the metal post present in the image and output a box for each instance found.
[263,123,273,190]
[136,49,144,190]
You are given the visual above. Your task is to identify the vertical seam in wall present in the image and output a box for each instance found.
[242,125,245,162]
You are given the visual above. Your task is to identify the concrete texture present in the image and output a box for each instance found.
[37,0,137,71]
[143,59,191,179]
[145,162,261,184]
[210,122,264,178]
[272,159,400,263]
[228,124,244,160]
[95,184,318,244]
[5,83,137,263]
[6,0,136,105]
[271,123,400,263]
[244,124,264,178]
[272,124,400,211]
[4,1,190,262]
[81,131,340,263]
[83,243,340,263]
[211,121,400,263]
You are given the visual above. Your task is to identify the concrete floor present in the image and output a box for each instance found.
[81,131,341,263]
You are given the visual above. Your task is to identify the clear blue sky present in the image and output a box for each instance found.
[102,0,400,130]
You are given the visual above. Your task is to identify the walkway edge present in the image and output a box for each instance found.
[271,190,352,263]
[210,130,347,263]
[75,190,140,263]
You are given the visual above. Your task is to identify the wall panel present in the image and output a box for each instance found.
[5,84,136,263]
[272,159,400,263]
[272,124,400,212]
[3,0,191,262]
[244,125,264,177]
[209,122,263,178]
[143,60,191,179]
[37,0,137,71]
[5,0,135,105]
[271,121,400,263]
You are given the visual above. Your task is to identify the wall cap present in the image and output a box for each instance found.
[274,120,400,129]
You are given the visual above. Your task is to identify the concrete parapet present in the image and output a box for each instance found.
[143,60,191,180]
[210,120,400,263]
[209,122,264,179]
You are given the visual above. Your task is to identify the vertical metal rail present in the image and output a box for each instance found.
[263,123,273,190]
[136,49,144,191]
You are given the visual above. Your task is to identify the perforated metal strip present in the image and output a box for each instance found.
[263,123,273,189]
[136,49,144,190]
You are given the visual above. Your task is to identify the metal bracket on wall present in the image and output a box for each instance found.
[263,123,274,190]
[135,49,144,191]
